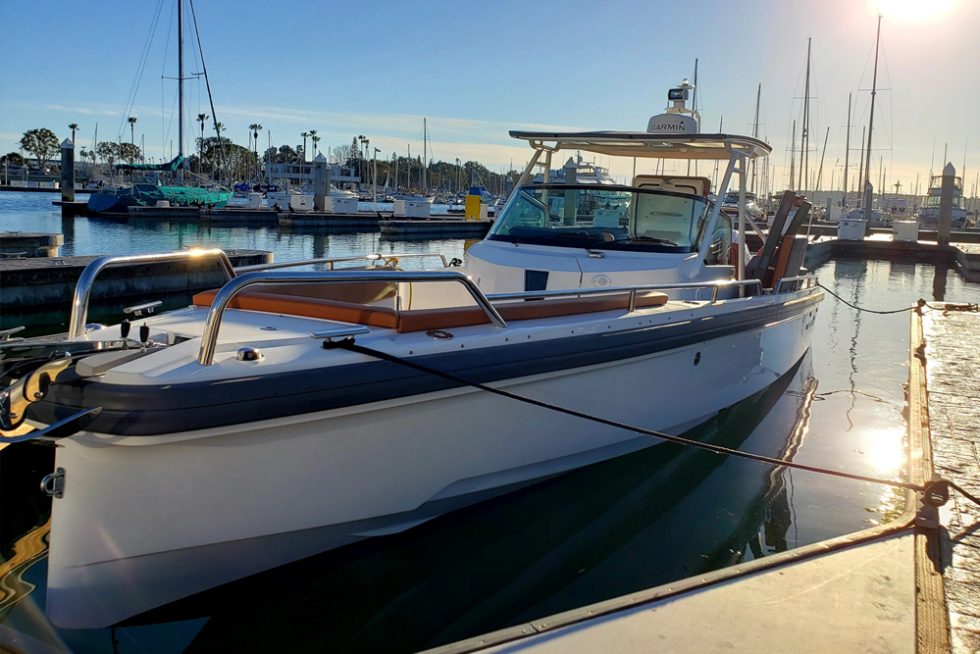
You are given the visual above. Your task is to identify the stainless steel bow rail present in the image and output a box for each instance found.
[196,270,507,365]
[488,278,777,308]
[67,249,236,338]
[196,273,818,366]
[235,252,451,273]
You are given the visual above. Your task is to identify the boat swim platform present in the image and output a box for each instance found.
[424,305,980,654]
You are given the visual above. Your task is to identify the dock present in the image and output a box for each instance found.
[0,232,63,258]
[425,303,980,654]
[0,249,272,334]
[278,211,383,229]
[803,235,979,281]
[919,304,980,653]
[379,218,492,238]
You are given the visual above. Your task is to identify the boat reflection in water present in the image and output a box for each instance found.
[60,351,816,653]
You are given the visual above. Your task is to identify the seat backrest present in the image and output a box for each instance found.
[192,289,670,334]
[766,235,809,290]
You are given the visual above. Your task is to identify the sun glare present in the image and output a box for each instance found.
[860,426,905,476]
[876,0,959,21]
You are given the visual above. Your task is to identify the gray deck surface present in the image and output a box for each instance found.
[922,306,980,653]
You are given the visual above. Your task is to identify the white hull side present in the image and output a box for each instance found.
[45,307,816,627]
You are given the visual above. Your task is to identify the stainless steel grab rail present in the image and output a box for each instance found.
[197,270,506,365]
[235,252,450,273]
[487,279,766,308]
[68,249,236,339]
[773,275,815,294]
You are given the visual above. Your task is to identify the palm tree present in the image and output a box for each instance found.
[300,131,309,163]
[196,113,209,173]
[68,123,79,145]
[309,129,319,159]
[249,123,262,180]
[127,116,137,146]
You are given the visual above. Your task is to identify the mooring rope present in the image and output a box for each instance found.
[327,338,980,509]
[816,281,979,316]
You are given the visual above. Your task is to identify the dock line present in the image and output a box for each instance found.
[326,337,980,510]
[816,281,979,316]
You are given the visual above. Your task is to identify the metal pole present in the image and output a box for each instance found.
[799,38,811,194]
[842,92,851,208]
[177,0,184,160]
[863,14,882,234]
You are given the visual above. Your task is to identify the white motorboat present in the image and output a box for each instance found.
[721,190,766,224]
[532,153,618,185]
[1,81,822,628]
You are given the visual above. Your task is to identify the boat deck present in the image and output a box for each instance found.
[424,303,980,654]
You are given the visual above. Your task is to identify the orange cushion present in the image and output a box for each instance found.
[192,288,669,333]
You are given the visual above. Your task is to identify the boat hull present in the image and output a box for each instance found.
[43,296,818,627]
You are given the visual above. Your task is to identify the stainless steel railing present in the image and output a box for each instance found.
[196,270,505,365]
[195,272,818,365]
[487,278,766,308]
[68,249,236,339]
[235,252,450,273]
[773,275,816,294]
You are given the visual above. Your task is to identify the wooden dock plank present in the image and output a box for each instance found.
[920,305,980,653]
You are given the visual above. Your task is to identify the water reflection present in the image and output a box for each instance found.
[933,258,949,301]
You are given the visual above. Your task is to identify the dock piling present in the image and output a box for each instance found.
[60,139,74,203]
[937,162,955,247]
[313,153,327,212]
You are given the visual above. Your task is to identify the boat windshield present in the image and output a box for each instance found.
[488,185,710,252]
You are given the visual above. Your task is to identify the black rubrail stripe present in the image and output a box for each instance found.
[29,294,820,435]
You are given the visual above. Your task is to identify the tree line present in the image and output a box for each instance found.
[5,127,518,193]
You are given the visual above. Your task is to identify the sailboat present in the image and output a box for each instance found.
[86,0,231,214]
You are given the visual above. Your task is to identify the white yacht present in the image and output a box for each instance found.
[917,172,968,229]
[532,153,618,185]
[1,81,821,628]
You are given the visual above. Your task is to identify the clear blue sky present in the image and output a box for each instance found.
[1,0,977,193]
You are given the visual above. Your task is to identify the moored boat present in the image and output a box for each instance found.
[917,171,969,229]
[2,81,822,628]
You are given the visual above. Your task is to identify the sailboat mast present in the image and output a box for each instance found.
[842,93,851,207]
[799,37,811,193]
[751,83,761,193]
[422,118,427,193]
[863,15,881,227]
[857,126,865,196]
[177,0,184,158]
[789,120,796,191]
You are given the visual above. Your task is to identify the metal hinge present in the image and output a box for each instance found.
[40,467,65,498]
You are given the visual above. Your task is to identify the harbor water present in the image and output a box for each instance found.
[2,191,980,653]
